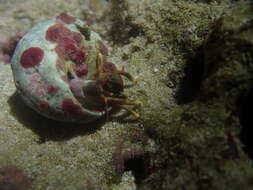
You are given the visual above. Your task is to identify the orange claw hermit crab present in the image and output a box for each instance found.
[11,13,139,123]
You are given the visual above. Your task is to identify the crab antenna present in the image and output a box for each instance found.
[94,52,104,79]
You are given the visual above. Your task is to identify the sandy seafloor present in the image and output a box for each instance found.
[1,0,253,190]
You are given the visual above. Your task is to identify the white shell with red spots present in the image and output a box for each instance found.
[11,14,110,123]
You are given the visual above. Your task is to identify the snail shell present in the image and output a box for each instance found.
[11,13,116,123]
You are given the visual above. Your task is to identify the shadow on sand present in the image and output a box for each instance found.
[7,91,107,143]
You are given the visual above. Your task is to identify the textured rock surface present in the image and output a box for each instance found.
[1,0,253,190]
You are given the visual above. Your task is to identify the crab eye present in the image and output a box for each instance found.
[103,74,123,94]
[83,82,102,97]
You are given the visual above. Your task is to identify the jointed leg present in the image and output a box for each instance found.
[103,96,141,119]
[105,97,140,106]
[119,105,140,118]
[116,70,138,88]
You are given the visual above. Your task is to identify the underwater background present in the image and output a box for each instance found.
[1,0,253,189]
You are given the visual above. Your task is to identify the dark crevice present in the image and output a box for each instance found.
[113,143,154,185]
[124,153,151,184]
[240,86,253,159]
[175,46,205,104]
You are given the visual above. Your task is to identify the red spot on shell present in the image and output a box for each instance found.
[62,38,78,55]
[70,50,86,64]
[20,47,44,68]
[46,24,63,42]
[46,24,72,43]
[55,38,86,64]
[62,98,84,118]
[72,32,83,44]
[46,23,86,66]
[56,13,76,24]
[46,24,82,45]
[40,101,49,109]
[47,85,59,93]
[75,63,88,77]
[55,38,77,60]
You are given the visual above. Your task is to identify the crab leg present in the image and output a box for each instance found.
[104,97,141,106]
[116,71,137,88]
[118,105,140,118]
[103,96,141,119]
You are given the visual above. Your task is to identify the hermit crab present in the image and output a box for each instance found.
[11,13,139,123]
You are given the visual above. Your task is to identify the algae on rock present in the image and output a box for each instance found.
[1,0,253,189]
[138,1,253,190]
